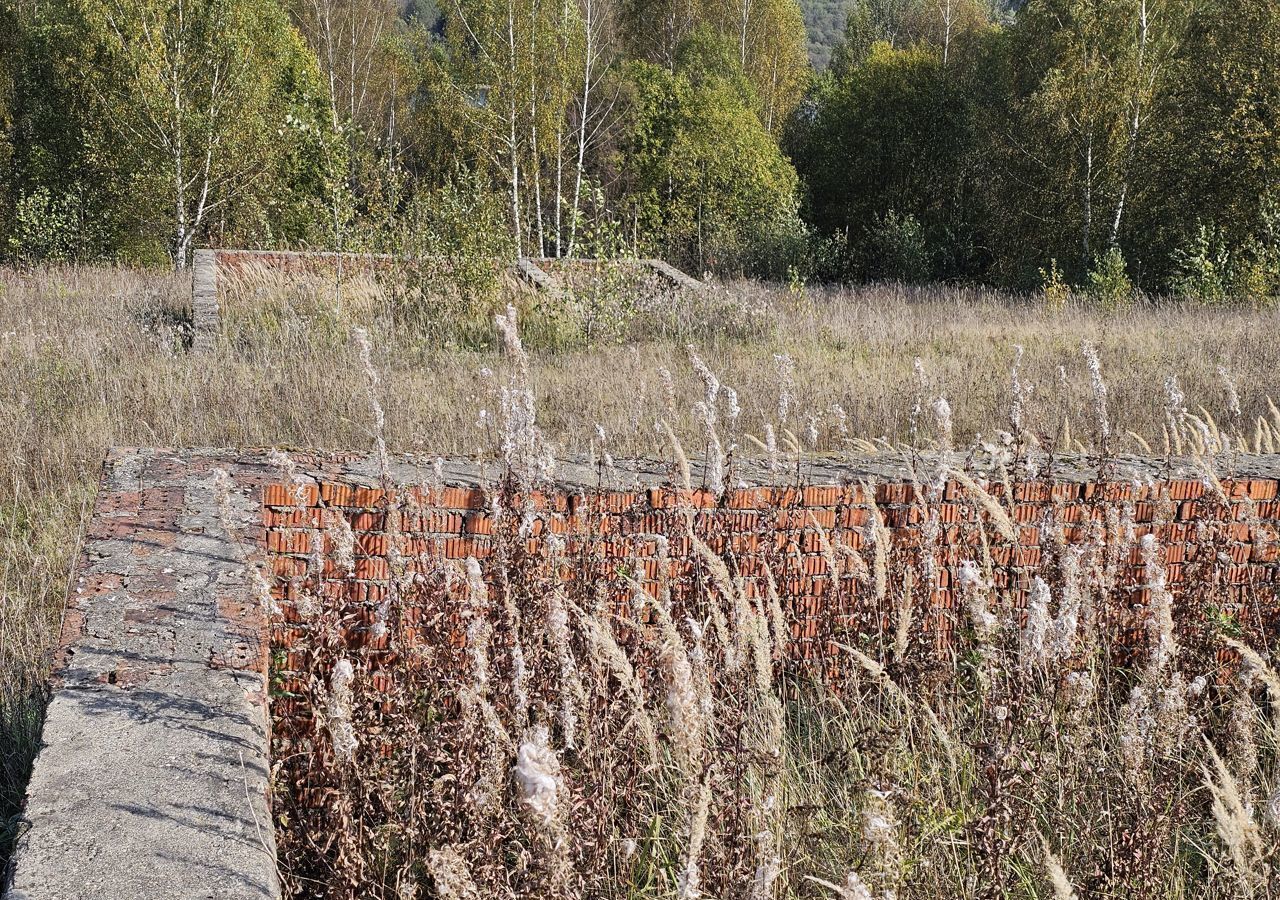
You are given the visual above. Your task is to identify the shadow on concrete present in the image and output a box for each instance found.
[0,685,48,891]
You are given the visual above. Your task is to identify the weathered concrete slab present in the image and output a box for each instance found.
[288,447,1280,494]
[191,250,219,354]
[645,258,707,291]
[514,257,564,297]
[5,449,278,900]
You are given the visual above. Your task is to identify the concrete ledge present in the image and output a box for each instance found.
[514,257,564,297]
[644,258,707,291]
[5,450,278,900]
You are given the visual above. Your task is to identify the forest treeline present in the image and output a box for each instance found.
[0,0,1278,299]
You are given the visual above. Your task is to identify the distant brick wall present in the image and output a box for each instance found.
[211,249,409,281]
[206,249,701,289]
[263,467,1280,751]
[189,249,707,351]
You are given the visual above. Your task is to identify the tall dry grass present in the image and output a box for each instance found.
[2,263,1280,877]
[268,315,1280,899]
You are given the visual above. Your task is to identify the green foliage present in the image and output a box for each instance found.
[6,0,336,265]
[867,209,930,282]
[824,0,999,75]
[7,187,94,263]
[6,0,1280,294]
[616,30,801,277]
[394,171,515,350]
[1085,246,1134,308]
[1169,224,1232,305]
[801,0,851,69]
[744,198,814,283]
[794,40,976,281]
[1139,0,1280,285]
[1169,219,1280,308]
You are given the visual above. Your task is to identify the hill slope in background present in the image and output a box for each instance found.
[801,0,848,69]
[800,0,1023,70]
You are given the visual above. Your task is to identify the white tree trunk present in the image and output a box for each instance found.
[506,0,524,256]
[1110,0,1148,247]
[568,0,600,257]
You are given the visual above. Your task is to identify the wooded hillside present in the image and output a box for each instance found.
[2,0,1279,302]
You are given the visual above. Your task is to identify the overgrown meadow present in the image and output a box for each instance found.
[3,265,1280,897]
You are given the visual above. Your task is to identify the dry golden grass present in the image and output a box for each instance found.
[2,262,1280,872]
[272,448,1280,899]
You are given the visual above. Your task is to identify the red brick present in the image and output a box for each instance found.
[439,487,484,510]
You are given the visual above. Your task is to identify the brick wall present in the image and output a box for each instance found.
[255,454,1280,894]
[263,468,1280,729]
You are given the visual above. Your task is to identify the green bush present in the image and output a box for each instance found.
[7,186,91,263]
[1169,224,1231,304]
[1226,240,1280,308]
[1085,246,1134,307]
[868,209,931,283]
[1168,222,1280,307]
[745,200,813,283]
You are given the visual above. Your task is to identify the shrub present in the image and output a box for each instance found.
[1226,240,1280,308]
[1038,258,1072,308]
[1085,246,1134,307]
[867,209,931,283]
[1170,224,1232,305]
[7,186,91,263]
[1169,219,1280,308]
[713,198,813,282]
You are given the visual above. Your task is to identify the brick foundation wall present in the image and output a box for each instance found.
[263,463,1280,743]
[261,459,1280,886]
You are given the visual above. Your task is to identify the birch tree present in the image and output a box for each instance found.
[622,0,698,67]
[565,0,618,255]
[1105,0,1189,247]
[445,0,528,253]
[741,0,808,131]
[444,0,585,256]
[77,0,329,266]
[291,0,400,136]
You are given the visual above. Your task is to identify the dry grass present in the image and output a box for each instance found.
[2,263,1280,876]
[271,455,1280,899]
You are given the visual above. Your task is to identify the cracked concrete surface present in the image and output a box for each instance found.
[6,449,277,900]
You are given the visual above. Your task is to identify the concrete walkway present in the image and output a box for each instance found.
[5,449,278,900]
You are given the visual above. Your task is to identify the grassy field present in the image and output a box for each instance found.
[2,264,1280,887]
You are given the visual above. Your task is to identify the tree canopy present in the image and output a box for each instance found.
[2,0,1280,299]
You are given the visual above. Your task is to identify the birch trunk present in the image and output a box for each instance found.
[1109,0,1149,247]
[568,0,601,257]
